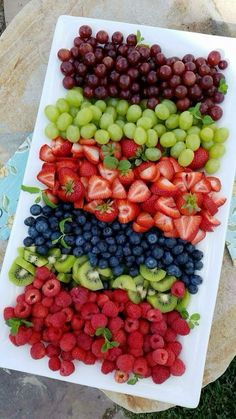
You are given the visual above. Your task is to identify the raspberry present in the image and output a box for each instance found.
[145,367,151,378]
[55,291,72,308]
[102,301,118,318]
[48,326,63,342]
[97,294,109,308]
[74,302,84,312]
[3,306,14,320]
[113,330,126,347]
[60,360,75,376]
[164,328,177,343]
[91,313,108,329]
[124,318,139,333]
[70,286,89,304]
[62,324,70,333]
[166,311,180,325]
[129,348,144,358]
[171,281,186,298]
[44,314,52,328]
[108,318,124,335]
[133,357,148,377]
[42,279,61,297]
[125,302,142,319]
[112,289,129,303]
[33,278,44,289]
[150,320,167,336]
[42,297,54,308]
[62,307,73,322]
[71,315,84,331]
[61,351,74,361]
[165,348,176,367]
[146,352,156,368]
[14,302,31,319]
[30,342,46,359]
[49,303,61,313]
[15,325,32,345]
[9,334,19,346]
[91,338,106,359]
[139,302,152,317]
[114,370,129,383]
[84,351,96,365]
[35,266,51,281]
[103,290,113,299]
[42,329,50,342]
[152,348,168,365]
[77,332,93,351]
[115,301,125,313]
[88,292,97,303]
[60,333,76,352]
[32,303,48,318]
[48,356,61,371]
[150,334,164,349]
[84,320,96,336]
[16,294,25,303]
[171,318,190,336]
[170,358,186,376]
[127,331,143,349]
[146,309,163,322]
[166,341,182,357]
[72,346,86,361]
[32,317,44,332]
[116,354,134,373]
[81,302,99,320]
[46,343,61,357]
[101,359,115,374]
[28,331,42,345]
[49,311,67,328]
[143,335,151,353]
[25,284,34,292]
[106,347,122,362]
[24,288,42,305]
[152,365,170,384]
[138,319,150,335]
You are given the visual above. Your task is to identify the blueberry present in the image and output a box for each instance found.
[165,238,177,248]
[166,265,182,277]
[92,226,100,236]
[185,267,195,275]
[129,233,141,245]
[176,252,189,265]
[45,240,53,248]
[129,267,139,277]
[181,274,190,285]
[35,236,45,246]
[192,250,204,260]
[185,243,195,253]
[63,203,73,211]
[24,217,36,227]
[98,221,107,229]
[73,209,82,216]
[28,227,39,239]
[77,215,87,225]
[84,243,92,253]
[36,216,48,222]
[84,232,92,241]
[177,238,187,245]
[63,222,72,234]
[92,246,100,254]
[126,255,135,264]
[109,245,117,254]
[111,222,120,231]
[54,209,64,218]
[145,257,157,269]
[91,218,98,225]
[51,231,61,241]
[146,233,158,245]
[172,245,184,255]
[43,230,52,239]
[116,246,123,257]
[188,284,198,294]
[35,220,49,234]
[125,227,133,236]
[76,236,85,246]
[105,237,115,245]
[136,255,145,265]
[123,246,132,256]
[141,241,149,250]
[83,222,92,232]
[194,261,204,270]
[97,241,108,252]
[103,227,113,237]
[158,237,165,245]
[190,275,203,285]
[23,237,34,247]
[89,255,98,267]
[185,261,194,270]
[103,252,111,259]
[103,282,109,289]
[98,259,108,269]
[73,247,84,257]
[61,248,71,255]
[36,245,48,255]
[116,234,126,244]
[132,246,143,256]
[112,265,124,276]
[30,204,42,216]
[74,227,82,235]
[91,236,100,245]
[162,251,174,265]
[126,261,133,268]
[109,257,119,267]
[42,206,53,216]
[152,247,164,259]
[64,235,75,246]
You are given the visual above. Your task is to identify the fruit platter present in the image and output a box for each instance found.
[0,16,236,408]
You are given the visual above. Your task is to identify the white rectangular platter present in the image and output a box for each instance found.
[0,16,236,408]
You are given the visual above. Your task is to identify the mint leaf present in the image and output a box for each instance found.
[127,375,139,385]
[52,236,62,245]
[95,327,106,337]
[202,115,214,125]
[6,318,32,335]
[180,309,189,320]
[189,103,201,119]
[22,320,33,327]
[188,321,194,329]
[136,30,142,44]
[59,218,72,234]
[60,236,71,249]
[118,160,131,172]
[101,342,109,353]
[110,341,119,348]
[35,195,41,204]
[104,156,119,169]
[103,328,112,341]
[42,191,57,209]
[21,185,41,194]
[218,78,228,94]
[190,313,200,321]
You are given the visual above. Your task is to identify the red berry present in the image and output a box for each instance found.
[14,302,31,319]
[60,333,76,352]
[49,303,61,313]
[61,351,74,361]
[171,318,190,336]
[42,279,61,297]
[152,348,169,365]
[15,325,32,345]
[88,292,97,303]
[42,297,54,308]
[116,354,135,373]
[171,281,185,298]
[170,358,186,376]
[112,330,127,348]
[166,341,182,356]
[81,302,99,320]
[3,306,14,320]
[133,357,148,377]
[146,352,156,368]
[188,147,209,170]
[143,335,151,353]
[127,331,143,349]
[32,303,48,318]
[124,318,139,333]
[150,333,165,349]
[125,302,142,319]
[91,338,106,359]
[139,302,152,317]
[16,293,26,303]
[48,356,61,371]
[97,294,109,308]
[152,365,170,384]
[25,288,42,305]
[120,138,140,158]
[31,317,44,332]
[72,346,86,362]
[102,301,119,318]
[28,330,42,345]
[84,320,96,336]
[49,312,67,328]
[33,278,44,289]
[30,342,46,359]
[101,359,115,374]
[129,348,144,358]
[77,332,93,351]
[106,347,122,362]
[60,360,75,376]
[165,348,176,367]
[164,328,177,343]
[71,315,84,331]
[48,326,63,342]
[166,311,180,325]
[84,351,96,365]
[46,343,61,357]
[114,370,129,383]
[138,319,150,335]
[150,320,167,336]
[146,309,163,322]
[70,286,89,304]
[9,334,19,346]
[108,317,124,334]
[35,266,51,281]
[61,307,74,322]
[112,289,129,303]
[91,313,108,329]
[55,291,72,308]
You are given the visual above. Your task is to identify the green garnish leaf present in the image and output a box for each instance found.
[189,103,202,120]
[21,185,41,194]
[118,160,131,172]
[104,156,119,169]
[135,158,142,166]
[42,191,57,209]
[95,327,105,337]
[52,236,62,245]
[218,78,228,94]
[101,342,109,353]
[60,236,71,249]
[6,318,33,335]
[34,195,41,204]
[110,341,119,348]
[136,30,146,45]
[180,309,189,320]
[127,374,140,385]
[190,313,201,321]
[103,328,112,340]
[202,115,214,125]
[188,321,195,329]
[59,217,72,234]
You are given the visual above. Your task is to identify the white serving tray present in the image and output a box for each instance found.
[0,16,236,408]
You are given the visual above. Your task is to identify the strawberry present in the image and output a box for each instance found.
[83,146,100,164]
[151,177,179,197]
[188,147,209,170]
[191,229,206,245]
[154,212,174,232]
[80,176,89,190]
[155,197,180,219]
[120,139,140,158]
[84,200,102,213]
[200,210,221,227]
[94,200,118,222]
[51,137,72,157]
[98,164,118,183]
[199,217,214,232]
[164,228,179,238]
[57,168,85,202]
[117,200,139,224]
[176,192,202,216]
[173,175,188,193]
[39,144,56,162]
[141,195,158,216]
[128,180,151,203]
[185,172,202,190]
[71,143,84,158]
[74,196,84,209]
[168,157,184,173]
[207,176,222,192]
[209,192,226,208]
[42,162,56,171]
[56,158,79,172]
[87,176,112,200]
[79,139,96,145]
[118,169,135,186]
[174,216,202,242]
[132,222,149,233]
[42,189,58,205]
[138,163,159,182]
[136,212,154,228]
[37,166,56,189]
[157,159,175,181]
[112,178,127,199]
[79,161,98,177]
[100,142,121,160]
[191,177,211,194]
[202,195,218,215]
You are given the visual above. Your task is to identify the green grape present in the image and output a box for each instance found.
[106,106,117,120]
[209,123,217,132]
[45,123,59,139]
[200,127,214,142]
[95,100,107,112]
[160,132,176,147]
[170,142,186,158]
[154,124,166,137]
[90,105,102,122]
[137,116,153,130]
[178,148,194,167]
[81,101,91,109]
[99,113,114,130]
[56,98,70,113]
[185,134,201,151]
[56,112,73,131]
[66,125,80,143]
[95,129,110,144]
[142,109,158,126]
[134,127,147,145]
[69,107,79,118]
[73,86,83,94]
[155,104,170,120]
[209,144,225,159]
[66,90,83,107]
[179,111,193,130]
[108,124,123,141]
[146,129,158,147]
[202,140,214,150]
[60,131,67,139]
[205,159,220,174]
[126,104,142,122]
[44,105,60,122]
[124,122,136,139]
[80,123,97,139]
[107,98,119,107]
[145,148,161,161]
[116,99,129,116]
[214,127,229,143]
[165,114,179,130]
[75,108,93,126]
[161,99,177,114]
[173,128,187,142]
[188,126,200,135]
[116,119,125,129]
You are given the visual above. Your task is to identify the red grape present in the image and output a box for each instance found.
[176,97,191,111]
[182,71,196,86]
[87,37,97,48]
[74,62,87,76]
[79,25,92,39]
[213,91,224,103]
[74,37,83,47]
[63,76,75,89]
[213,72,224,86]
[147,86,160,97]
[131,82,140,93]
[139,62,151,75]
[126,34,137,46]
[154,53,166,66]
[200,102,208,114]
[84,52,96,66]
[120,89,131,99]
[175,85,187,99]
[60,61,74,76]
[162,88,174,99]
[70,47,79,58]
[169,75,181,88]
[108,84,119,97]
[200,75,213,89]
[147,70,158,84]
[130,94,141,104]
[150,44,161,56]
[94,86,107,99]
[195,57,206,68]
[74,75,83,86]
[117,44,128,56]
[207,50,221,66]
[208,105,223,121]
[127,68,139,79]
[218,60,228,70]
[138,46,150,60]
[127,50,141,65]
[159,65,172,79]
[115,57,128,73]
[78,42,93,56]
[185,61,196,72]
[57,49,71,61]
[86,74,99,87]
[94,47,104,62]
[103,56,114,70]
[96,30,109,44]
[182,54,195,63]
[147,97,159,109]
[188,84,202,100]
[112,31,123,44]
[94,63,107,78]
[119,74,131,90]
[199,64,211,76]
[172,60,185,75]
[83,85,94,98]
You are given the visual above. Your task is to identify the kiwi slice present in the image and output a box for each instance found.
[128,290,142,304]
[47,248,62,264]
[72,256,88,283]
[8,260,34,286]
[140,265,166,282]
[97,267,113,279]
[112,275,136,291]
[17,247,25,258]
[133,275,144,287]
[24,250,48,267]
[54,255,76,273]
[57,272,72,283]
[176,290,190,312]
[151,275,176,292]
[77,261,103,291]
[25,246,37,253]
[15,256,36,276]
[147,292,178,313]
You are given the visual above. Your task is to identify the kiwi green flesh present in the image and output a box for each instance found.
[17,247,24,257]
[97,267,112,278]
[72,256,88,282]
[24,250,48,267]
[133,275,144,287]
[140,265,166,282]
[176,290,190,312]
[8,261,34,286]
[128,290,141,304]
[57,272,72,283]
[151,275,176,292]
[112,275,136,291]
[147,293,178,313]
[48,248,61,258]
[78,262,103,291]
[54,255,76,273]
[15,256,36,276]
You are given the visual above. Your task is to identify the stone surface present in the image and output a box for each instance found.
[0,0,236,414]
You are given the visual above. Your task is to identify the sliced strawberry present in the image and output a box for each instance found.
[117,200,139,224]
[136,212,154,228]
[151,177,179,197]
[141,195,158,216]
[191,177,211,194]
[57,168,84,203]
[84,200,102,213]
[139,163,159,182]
[88,176,112,200]
[132,222,149,233]
[79,161,98,177]
[152,166,161,182]
[71,143,84,158]
[94,200,118,223]
[83,146,100,164]
[188,147,209,170]
[120,138,140,158]
[118,169,134,186]
[209,192,226,208]
[42,189,58,205]
[173,174,188,193]
[112,178,127,199]
[52,180,60,195]
[51,137,72,157]
[199,217,214,232]
[207,176,222,192]
[37,166,56,189]
[155,197,180,219]
[56,158,79,172]
[200,210,221,226]
[39,144,56,162]
[164,228,179,238]
[79,139,96,145]
[168,157,184,173]
[176,192,202,216]
[174,216,202,242]
[185,172,202,190]
[128,180,151,203]
[74,196,85,209]
[80,176,89,190]
[154,212,174,232]
[202,195,218,215]
[98,163,118,183]
[157,159,175,181]
[191,229,206,245]
[100,142,121,160]
[42,162,56,171]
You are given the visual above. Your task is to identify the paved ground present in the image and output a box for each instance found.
[0,0,5,34]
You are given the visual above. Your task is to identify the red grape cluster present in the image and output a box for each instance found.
[57,25,228,119]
